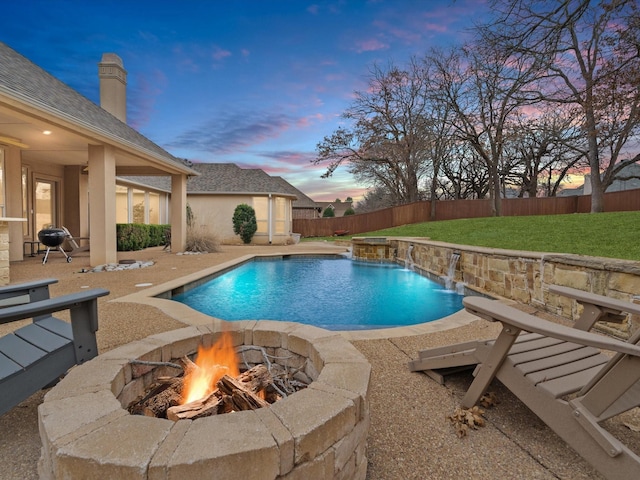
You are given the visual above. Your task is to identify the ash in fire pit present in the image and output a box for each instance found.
[38,321,371,480]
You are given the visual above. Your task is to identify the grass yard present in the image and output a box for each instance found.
[305,211,640,261]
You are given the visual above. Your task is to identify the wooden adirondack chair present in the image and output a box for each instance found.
[409,286,640,480]
[0,278,109,416]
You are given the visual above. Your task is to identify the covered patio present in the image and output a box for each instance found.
[0,44,198,280]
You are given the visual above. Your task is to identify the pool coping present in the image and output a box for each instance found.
[114,250,479,341]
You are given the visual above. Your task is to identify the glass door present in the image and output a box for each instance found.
[34,179,57,232]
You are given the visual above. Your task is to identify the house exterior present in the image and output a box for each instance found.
[272,177,321,220]
[316,201,354,217]
[0,43,198,270]
[124,163,300,245]
[560,163,640,197]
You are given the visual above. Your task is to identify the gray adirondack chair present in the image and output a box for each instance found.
[409,286,640,480]
[0,278,109,416]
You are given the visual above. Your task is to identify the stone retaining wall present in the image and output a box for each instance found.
[388,238,640,338]
[38,321,371,480]
[0,221,10,285]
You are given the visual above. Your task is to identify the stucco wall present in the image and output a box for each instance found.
[187,194,293,245]
[389,238,640,339]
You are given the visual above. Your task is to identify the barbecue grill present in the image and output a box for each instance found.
[38,228,72,264]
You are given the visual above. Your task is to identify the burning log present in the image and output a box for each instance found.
[218,374,269,410]
[166,390,223,421]
[166,365,273,421]
[128,377,183,417]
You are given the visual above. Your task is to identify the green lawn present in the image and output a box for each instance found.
[305,211,640,261]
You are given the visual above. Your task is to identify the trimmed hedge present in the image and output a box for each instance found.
[116,224,171,251]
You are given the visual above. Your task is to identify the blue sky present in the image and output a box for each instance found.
[1,0,487,202]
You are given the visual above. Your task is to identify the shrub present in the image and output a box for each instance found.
[116,223,170,251]
[186,226,220,252]
[322,207,335,217]
[186,203,195,228]
[232,204,258,244]
[344,206,355,216]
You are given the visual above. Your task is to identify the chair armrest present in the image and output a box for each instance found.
[550,285,640,316]
[463,296,640,357]
[0,278,58,297]
[0,288,109,326]
[0,278,59,307]
[549,285,640,331]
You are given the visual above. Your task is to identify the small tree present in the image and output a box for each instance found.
[322,207,335,217]
[344,206,355,216]
[232,204,257,244]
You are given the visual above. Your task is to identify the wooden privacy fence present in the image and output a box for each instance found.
[292,188,640,238]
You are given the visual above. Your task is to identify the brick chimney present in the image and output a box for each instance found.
[98,53,127,123]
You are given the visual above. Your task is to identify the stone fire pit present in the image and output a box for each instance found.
[38,321,371,479]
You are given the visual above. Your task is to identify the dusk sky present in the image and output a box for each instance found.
[1,0,488,202]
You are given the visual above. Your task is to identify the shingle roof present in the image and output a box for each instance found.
[0,42,192,171]
[271,176,317,208]
[186,163,295,196]
[120,163,304,199]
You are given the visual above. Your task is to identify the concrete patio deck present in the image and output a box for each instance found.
[1,242,636,479]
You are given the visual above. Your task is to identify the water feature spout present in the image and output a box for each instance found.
[444,252,461,290]
[405,244,415,270]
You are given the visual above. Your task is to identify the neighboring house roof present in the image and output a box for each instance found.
[120,163,301,199]
[316,201,353,216]
[118,175,172,192]
[561,162,640,196]
[0,42,195,174]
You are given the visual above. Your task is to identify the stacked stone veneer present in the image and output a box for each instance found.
[38,321,371,480]
[351,237,393,261]
[390,239,640,338]
[0,221,10,285]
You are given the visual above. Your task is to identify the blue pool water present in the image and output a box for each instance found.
[173,256,464,331]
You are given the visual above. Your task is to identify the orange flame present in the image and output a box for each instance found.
[181,332,240,404]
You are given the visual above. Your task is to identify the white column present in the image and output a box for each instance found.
[88,145,117,265]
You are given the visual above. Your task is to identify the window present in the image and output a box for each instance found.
[115,185,165,224]
[148,192,160,224]
[274,197,287,234]
[253,197,268,234]
[35,179,56,230]
[132,189,145,223]
[115,185,129,223]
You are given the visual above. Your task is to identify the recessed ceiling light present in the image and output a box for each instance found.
[43,130,52,135]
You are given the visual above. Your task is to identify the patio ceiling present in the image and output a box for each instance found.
[0,102,192,176]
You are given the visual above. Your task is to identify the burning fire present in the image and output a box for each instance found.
[181,332,240,404]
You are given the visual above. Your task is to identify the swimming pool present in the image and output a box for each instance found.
[172,255,464,331]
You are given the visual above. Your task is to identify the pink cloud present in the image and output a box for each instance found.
[372,20,422,44]
[423,22,448,33]
[354,38,389,53]
[296,113,324,128]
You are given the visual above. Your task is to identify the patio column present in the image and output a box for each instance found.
[3,145,24,261]
[171,173,187,252]
[88,145,117,265]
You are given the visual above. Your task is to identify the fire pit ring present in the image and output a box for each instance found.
[38,321,371,479]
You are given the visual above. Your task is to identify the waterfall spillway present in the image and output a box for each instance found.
[405,245,415,270]
[444,253,460,291]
